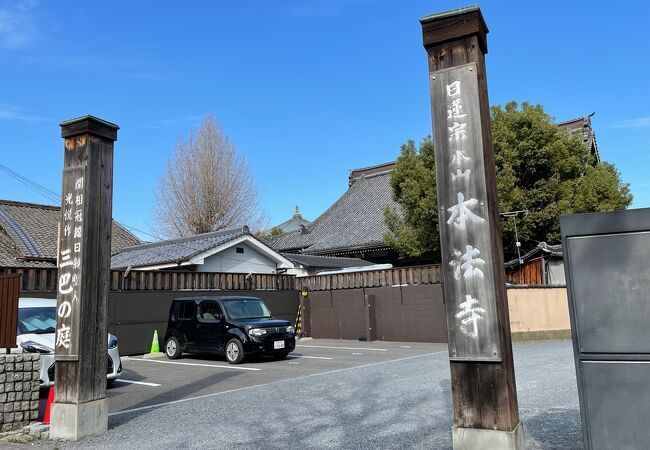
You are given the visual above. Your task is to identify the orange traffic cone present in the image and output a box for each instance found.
[43,387,54,424]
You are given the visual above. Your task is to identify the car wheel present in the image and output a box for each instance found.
[107,379,116,388]
[225,338,244,364]
[165,336,182,360]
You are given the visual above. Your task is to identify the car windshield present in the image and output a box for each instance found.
[223,299,271,320]
[17,307,56,335]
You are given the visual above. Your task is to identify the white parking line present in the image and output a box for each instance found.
[114,379,161,387]
[110,351,447,417]
[297,345,388,352]
[286,355,333,360]
[129,358,262,371]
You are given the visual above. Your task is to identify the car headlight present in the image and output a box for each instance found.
[108,335,118,349]
[248,328,267,337]
[286,325,295,334]
[20,341,53,354]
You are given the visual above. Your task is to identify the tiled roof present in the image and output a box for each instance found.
[0,199,141,269]
[264,207,312,234]
[271,170,400,254]
[504,242,563,270]
[348,161,396,187]
[273,113,599,258]
[281,253,374,269]
[556,114,600,163]
[111,226,250,270]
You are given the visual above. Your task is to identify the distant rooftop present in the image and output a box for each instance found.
[348,161,396,187]
[556,113,600,163]
[271,166,399,256]
[0,199,141,269]
[264,206,311,235]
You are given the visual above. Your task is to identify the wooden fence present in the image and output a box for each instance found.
[296,265,442,291]
[0,274,20,350]
[4,264,443,294]
[1,268,295,292]
[505,258,543,285]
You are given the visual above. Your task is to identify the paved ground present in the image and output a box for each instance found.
[19,339,581,449]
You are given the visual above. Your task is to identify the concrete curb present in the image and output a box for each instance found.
[0,422,49,443]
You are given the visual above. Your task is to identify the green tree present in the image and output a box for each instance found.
[256,226,286,242]
[384,102,633,261]
[384,137,440,260]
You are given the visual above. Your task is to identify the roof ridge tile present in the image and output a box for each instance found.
[117,226,248,253]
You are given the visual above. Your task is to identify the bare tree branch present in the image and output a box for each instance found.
[153,116,268,237]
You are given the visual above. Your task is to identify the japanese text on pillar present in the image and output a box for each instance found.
[56,176,84,350]
[444,80,487,339]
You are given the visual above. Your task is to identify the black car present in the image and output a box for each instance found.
[163,296,296,364]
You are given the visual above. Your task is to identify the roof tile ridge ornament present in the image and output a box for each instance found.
[348,161,397,186]
[556,112,595,128]
[349,160,397,173]
[363,170,393,179]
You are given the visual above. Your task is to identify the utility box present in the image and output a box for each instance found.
[561,208,650,450]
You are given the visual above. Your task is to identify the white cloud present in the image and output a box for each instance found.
[0,0,39,50]
[611,117,650,128]
[0,103,50,121]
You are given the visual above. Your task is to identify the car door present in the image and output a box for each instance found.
[175,301,198,350]
[195,300,227,352]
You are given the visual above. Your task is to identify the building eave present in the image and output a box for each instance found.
[188,235,295,269]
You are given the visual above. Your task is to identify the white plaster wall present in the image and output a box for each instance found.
[197,242,277,274]
[285,267,309,277]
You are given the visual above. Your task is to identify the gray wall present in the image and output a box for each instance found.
[108,290,299,355]
[547,259,566,285]
[308,285,448,343]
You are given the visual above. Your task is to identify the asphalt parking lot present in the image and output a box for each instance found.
[27,338,581,449]
[107,339,445,416]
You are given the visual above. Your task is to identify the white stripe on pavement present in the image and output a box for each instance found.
[286,355,333,360]
[114,379,161,387]
[110,351,447,417]
[296,345,388,352]
[129,358,261,371]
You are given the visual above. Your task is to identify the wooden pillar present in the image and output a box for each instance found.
[50,115,118,440]
[420,6,523,449]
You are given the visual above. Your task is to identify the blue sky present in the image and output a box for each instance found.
[1,1,649,240]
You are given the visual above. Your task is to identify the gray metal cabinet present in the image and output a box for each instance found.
[562,208,650,450]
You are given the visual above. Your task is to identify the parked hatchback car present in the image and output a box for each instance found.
[164,296,296,364]
[15,298,122,388]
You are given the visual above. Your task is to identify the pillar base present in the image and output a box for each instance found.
[453,421,524,450]
[49,398,107,440]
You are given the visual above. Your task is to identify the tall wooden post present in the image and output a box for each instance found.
[420,6,523,449]
[50,115,118,440]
